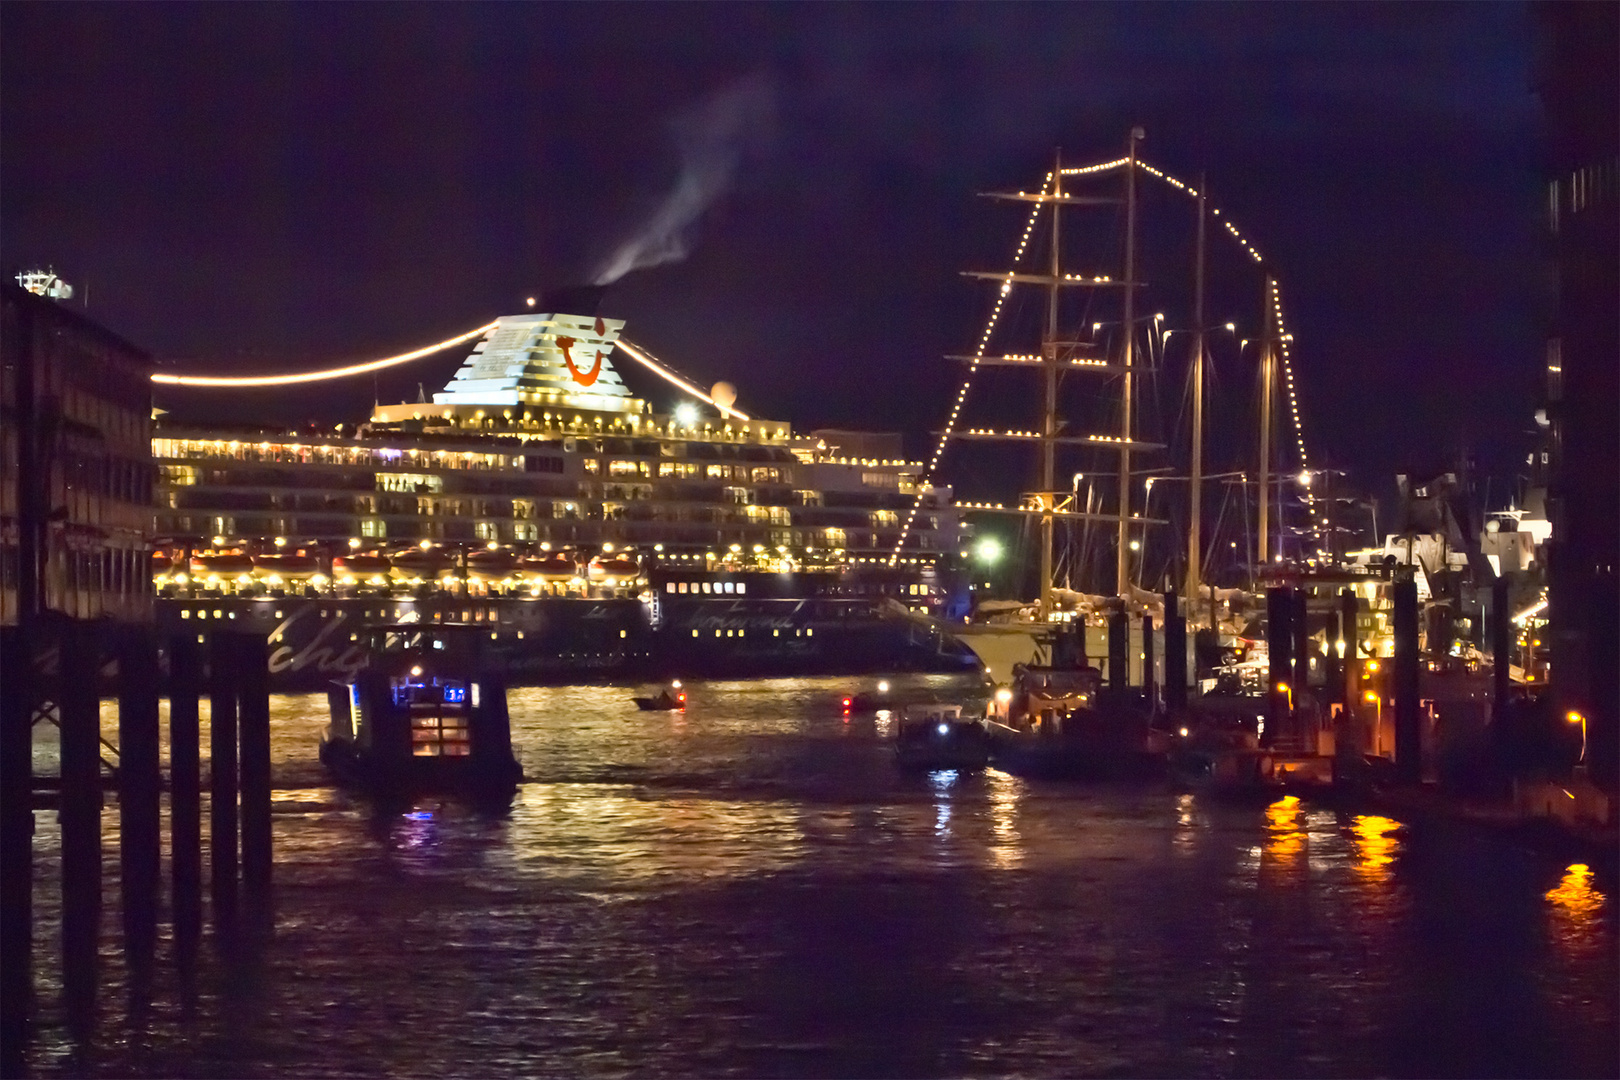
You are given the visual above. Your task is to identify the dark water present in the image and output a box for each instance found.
[22,676,1620,1078]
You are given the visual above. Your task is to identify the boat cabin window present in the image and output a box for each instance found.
[393,675,473,757]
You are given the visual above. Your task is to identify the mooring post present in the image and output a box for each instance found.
[117,628,162,984]
[1164,589,1187,716]
[1491,575,1511,714]
[209,633,239,929]
[1141,613,1156,716]
[1291,587,1310,705]
[1265,587,1292,748]
[0,630,34,1074]
[59,620,103,1028]
[237,634,273,911]
[168,634,203,956]
[1108,609,1129,692]
[1324,610,1343,706]
[1393,576,1422,784]
[1340,587,1359,705]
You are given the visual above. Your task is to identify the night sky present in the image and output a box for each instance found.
[4,2,1546,504]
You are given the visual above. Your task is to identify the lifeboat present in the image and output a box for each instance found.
[466,550,520,582]
[519,551,579,581]
[390,549,451,583]
[252,552,321,580]
[190,551,255,581]
[151,551,174,574]
[587,553,639,584]
[333,553,392,586]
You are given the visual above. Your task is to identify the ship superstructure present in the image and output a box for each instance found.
[151,302,976,685]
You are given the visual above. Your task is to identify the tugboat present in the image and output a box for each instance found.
[321,623,522,803]
[895,703,992,772]
[986,664,1169,779]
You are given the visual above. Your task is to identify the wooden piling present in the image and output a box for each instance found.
[1290,587,1310,704]
[117,629,162,979]
[1107,610,1129,691]
[1340,588,1359,705]
[0,631,33,1074]
[1265,587,1292,748]
[1491,575,1511,712]
[1393,576,1422,784]
[1324,611,1343,706]
[208,633,239,927]
[58,621,103,1024]
[168,635,203,957]
[1164,589,1187,715]
[1141,614,1156,714]
[237,634,272,904]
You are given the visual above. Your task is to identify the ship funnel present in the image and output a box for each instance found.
[537,285,608,317]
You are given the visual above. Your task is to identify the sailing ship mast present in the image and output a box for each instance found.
[1187,176,1207,611]
[1040,150,1062,617]
[955,129,1162,613]
[1115,128,1141,599]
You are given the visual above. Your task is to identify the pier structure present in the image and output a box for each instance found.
[1,283,276,1073]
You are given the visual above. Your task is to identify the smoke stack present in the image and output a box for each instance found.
[537,285,608,317]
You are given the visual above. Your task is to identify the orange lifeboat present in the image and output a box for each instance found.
[190,551,255,581]
[151,551,174,574]
[333,553,392,585]
[520,551,579,581]
[587,553,639,583]
[466,550,520,582]
[389,548,451,582]
[252,551,320,580]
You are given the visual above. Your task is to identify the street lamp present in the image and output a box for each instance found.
[1364,690,1382,754]
[1276,681,1294,712]
[1567,710,1587,764]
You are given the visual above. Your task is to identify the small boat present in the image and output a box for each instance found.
[987,664,1168,780]
[633,681,686,710]
[845,679,905,714]
[321,623,522,803]
[895,703,991,772]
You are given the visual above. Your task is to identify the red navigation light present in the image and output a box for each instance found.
[677,693,686,706]
[842,697,852,710]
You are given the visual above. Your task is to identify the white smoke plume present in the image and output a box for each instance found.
[593,75,774,285]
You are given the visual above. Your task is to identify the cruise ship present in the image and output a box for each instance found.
[151,292,979,687]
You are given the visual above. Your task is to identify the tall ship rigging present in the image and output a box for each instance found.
[915,131,1328,687]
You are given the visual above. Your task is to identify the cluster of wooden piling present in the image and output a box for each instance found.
[1254,577,1426,778]
[0,624,273,1074]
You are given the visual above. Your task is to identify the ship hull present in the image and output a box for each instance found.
[159,591,979,690]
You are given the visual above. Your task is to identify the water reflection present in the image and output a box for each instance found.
[1349,814,1402,882]
[930,769,958,838]
[16,676,1619,1079]
[1263,795,1306,862]
[987,769,1022,869]
[1173,792,1198,856]
[1546,863,1604,919]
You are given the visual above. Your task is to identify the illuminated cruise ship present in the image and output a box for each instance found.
[151,294,977,685]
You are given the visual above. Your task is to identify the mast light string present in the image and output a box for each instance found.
[888,154,1316,565]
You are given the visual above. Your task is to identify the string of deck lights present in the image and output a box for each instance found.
[889,153,1319,565]
[148,321,751,421]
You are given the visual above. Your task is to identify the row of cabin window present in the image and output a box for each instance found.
[666,580,747,595]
